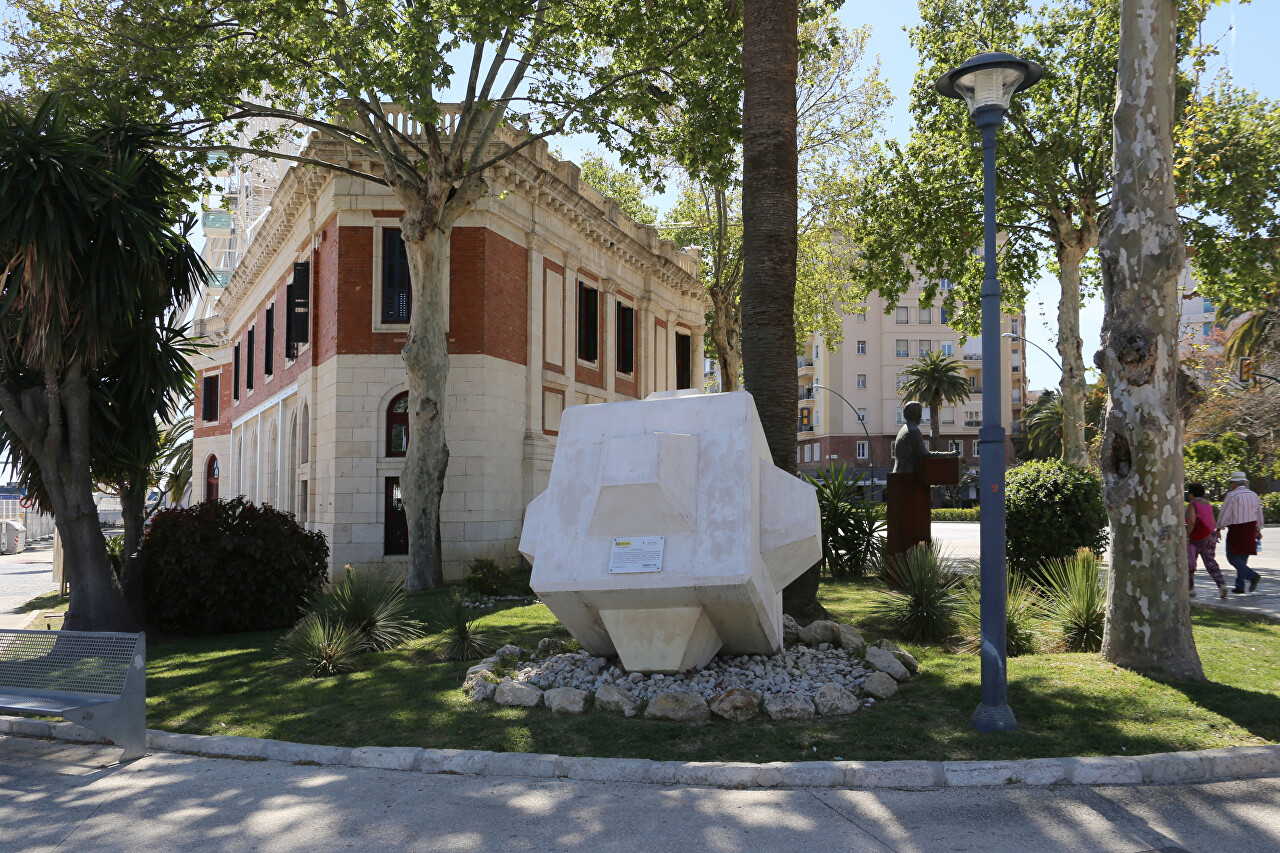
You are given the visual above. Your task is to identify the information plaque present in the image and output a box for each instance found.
[608,536,665,573]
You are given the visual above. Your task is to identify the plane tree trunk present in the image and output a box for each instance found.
[1097,0,1204,680]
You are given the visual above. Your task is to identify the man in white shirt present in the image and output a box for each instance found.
[1217,471,1264,594]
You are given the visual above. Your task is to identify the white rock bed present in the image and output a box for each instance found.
[507,645,874,704]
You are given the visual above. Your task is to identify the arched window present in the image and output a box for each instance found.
[386,392,409,457]
[205,455,220,501]
[300,402,310,464]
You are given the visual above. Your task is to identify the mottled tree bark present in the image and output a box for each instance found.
[744,0,824,619]
[1097,0,1204,680]
[1048,207,1096,467]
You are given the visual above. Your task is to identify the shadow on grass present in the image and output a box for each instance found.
[15,590,66,614]
[1158,677,1280,745]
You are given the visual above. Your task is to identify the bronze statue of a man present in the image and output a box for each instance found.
[892,401,961,473]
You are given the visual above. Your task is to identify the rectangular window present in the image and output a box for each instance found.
[201,375,219,422]
[1011,319,1020,335]
[798,408,813,431]
[264,306,275,376]
[382,229,411,323]
[233,343,241,401]
[919,305,931,324]
[856,441,868,460]
[940,307,949,324]
[856,310,867,322]
[675,332,692,390]
[286,262,311,358]
[940,278,952,290]
[896,375,909,391]
[856,374,867,389]
[942,342,954,357]
[896,306,909,324]
[949,440,961,454]
[890,442,896,459]
[804,444,812,463]
[299,480,309,523]
[1012,389,1022,403]
[856,408,867,423]
[1203,297,1214,313]
[246,326,255,390]
[615,302,635,375]
[384,478,408,555]
[896,339,909,358]
[577,282,599,362]
[942,407,955,424]
[918,340,932,356]
[972,440,980,457]
[969,376,978,389]
[1202,322,1212,338]
[856,340,867,355]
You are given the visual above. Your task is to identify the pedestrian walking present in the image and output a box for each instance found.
[1185,483,1228,598]
[1217,471,1265,594]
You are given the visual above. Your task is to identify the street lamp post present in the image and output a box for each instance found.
[813,383,879,494]
[937,52,1043,734]
[1002,331,1062,371]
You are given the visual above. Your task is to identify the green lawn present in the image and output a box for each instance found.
[118,579,1280,764]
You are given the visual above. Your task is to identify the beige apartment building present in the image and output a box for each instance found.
[797,278,1027,496]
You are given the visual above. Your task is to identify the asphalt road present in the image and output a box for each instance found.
[0,542,55,629]
[1,738,1277,853]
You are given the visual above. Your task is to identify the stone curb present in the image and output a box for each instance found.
[2,715,1277,790]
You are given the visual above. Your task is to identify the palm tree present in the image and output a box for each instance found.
[897,351,970,450]
[1021,389,1065,460]
[0,98,203,630]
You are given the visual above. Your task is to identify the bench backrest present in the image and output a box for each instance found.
[0,629,143,698]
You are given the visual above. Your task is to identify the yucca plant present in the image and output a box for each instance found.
[804,463,886,578]
[1039,547,1105,653]
[871,542,962,643]
[428,589,499,662]
[311,567,423,652]
[276,614,368,678]
[956,571,1042,657]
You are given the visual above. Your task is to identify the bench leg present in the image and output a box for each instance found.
[64,694,146,762]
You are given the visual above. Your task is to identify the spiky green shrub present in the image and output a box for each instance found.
[276,614,367,678]
[956,572,1042,657]
[804,463,885,578]
[428,589,499,662]
[1039,547,1105,653]
[311,567,423,652]
[872,543,961,643]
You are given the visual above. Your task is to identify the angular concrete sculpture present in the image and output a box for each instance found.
[519,389,821,673]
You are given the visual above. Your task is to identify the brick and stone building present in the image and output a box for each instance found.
[191,119,707,579]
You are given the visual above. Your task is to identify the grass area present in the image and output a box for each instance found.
[70,578,1274,764]
[15,589,67,614]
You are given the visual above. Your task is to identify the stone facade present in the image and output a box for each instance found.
[191,129,706,579]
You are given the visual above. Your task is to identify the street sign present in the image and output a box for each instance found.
[1239,357,1254,385]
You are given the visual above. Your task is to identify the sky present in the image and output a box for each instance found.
[3,0,1277,394]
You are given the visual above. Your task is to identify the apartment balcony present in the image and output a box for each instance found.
[797,356,815,376]
[797,422,815,433]
[798,387,815,401]
[964,419,982,428]
[963,352,982,361]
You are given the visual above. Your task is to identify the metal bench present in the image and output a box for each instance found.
[0,629,146,762]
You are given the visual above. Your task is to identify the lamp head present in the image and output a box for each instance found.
[936,52,1043,115]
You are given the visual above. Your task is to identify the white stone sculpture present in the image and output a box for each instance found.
[518,389,821,673]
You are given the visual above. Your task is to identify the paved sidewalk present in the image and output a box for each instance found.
[0,542,55,629]
[933,522,1280,622]
[2,737,1278,853]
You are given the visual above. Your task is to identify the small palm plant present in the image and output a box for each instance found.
[428,589,499,662]
[872,542,962,643]
[311,567,424,652]
[277,614,368,678]
[897,350,970,450]
[956,571,1042,657]
[1039,547,1105,652]
[804,463,886,578]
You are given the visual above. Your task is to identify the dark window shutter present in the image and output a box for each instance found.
[382,230,411,323]
[264,306,274,376]
[285,282,296,358]
[676,332,692,390]
[577,282,599,363]
[233,344,241,401]
[616,303,634,374]
[201,375,218,422]
[290,262,311,352]
[246,327,255,390]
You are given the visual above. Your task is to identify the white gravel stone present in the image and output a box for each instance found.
[645,692,710,722]
[763,693,815,721]
[494,679,543,707]
[862,671,899,699]
[838,624,867,655]
[594,684,640,716]
[864,646,911,682]
[814,683,859,716]
[544,686,589,714]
